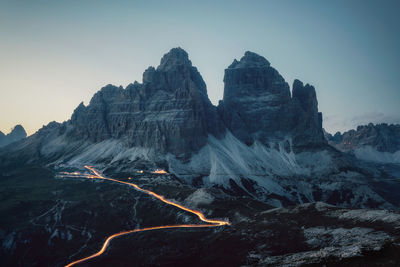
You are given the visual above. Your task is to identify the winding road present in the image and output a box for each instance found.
[61,166,230,266]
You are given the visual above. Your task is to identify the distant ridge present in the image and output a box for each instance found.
[325,123,400,163]
[0,125,27,148]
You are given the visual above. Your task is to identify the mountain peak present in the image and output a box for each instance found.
[228,51,270,69]
[11,124,26,135]
[157,47,192,71]
[292,79,316,100]
[0,124,27,148]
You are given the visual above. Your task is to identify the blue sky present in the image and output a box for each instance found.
[0,0,399,135]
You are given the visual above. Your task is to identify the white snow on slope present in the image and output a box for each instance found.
[168,132,301,195]
[353,146,400,164]
[67,139,153,166]
[168,132,333,192]
[51,131,337,202]
[40,135,71,156]
[329,209,400,227]
[184,188,214,207]
[41,130,398,209]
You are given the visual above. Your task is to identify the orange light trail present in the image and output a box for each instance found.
[63,166,230,267]
[151,169,168,174]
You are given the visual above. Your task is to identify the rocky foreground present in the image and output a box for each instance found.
[1,165,399,266]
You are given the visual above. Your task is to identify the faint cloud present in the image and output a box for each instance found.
[323,115,348,134]
[350,111,400,126]
[324,112,400,134]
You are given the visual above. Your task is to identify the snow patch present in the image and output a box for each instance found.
[354,146,400,164]
[184,189,214,207]
[169,132,318,197]
[303,227,390,251]
[68,139,152,166]
[330,209,400,226]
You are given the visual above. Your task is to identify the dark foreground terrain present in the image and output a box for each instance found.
[1,163,400,267]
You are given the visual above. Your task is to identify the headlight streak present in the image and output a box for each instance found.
[62,166,230,267]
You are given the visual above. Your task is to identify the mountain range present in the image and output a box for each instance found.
[325,123,400,164]
[1,47,398,209]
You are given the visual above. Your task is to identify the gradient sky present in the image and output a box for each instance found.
[1,0,399,135]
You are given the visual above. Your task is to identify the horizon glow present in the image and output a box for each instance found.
[1,0,399,135]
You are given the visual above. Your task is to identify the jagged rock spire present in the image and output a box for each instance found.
[157,47,192,71]
[219,51,325,149]
[70,48,223,159]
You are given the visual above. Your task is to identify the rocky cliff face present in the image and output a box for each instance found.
[8,49,326,160]
[326,123,400,163]
[70,48,223,160]
[218,51,325,150]
[0,125,27,148]
[291,80,324,148]
[327,123,400,153]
